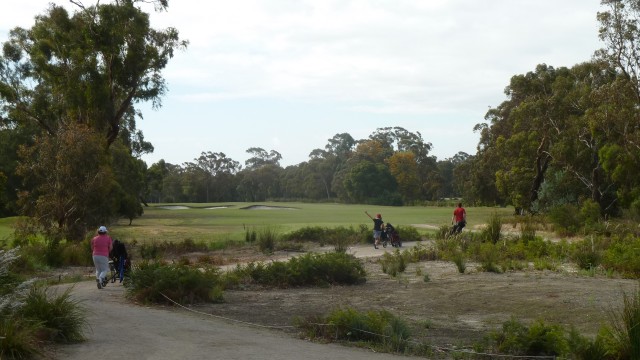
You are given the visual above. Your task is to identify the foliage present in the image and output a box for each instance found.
[604,284,640,359]
[225,252,366,288]
[297,307,410,352]
[0,248,88,357]
[482,211,502,244]
[19,285,87,343]
[379,250,406,277]
[601,235,640,276]
[0,0,186,238]
[257,226,279,254]
[125,261,223,305]
[16,124,116,241]
[490,317,569,357]
[281,225,370,245]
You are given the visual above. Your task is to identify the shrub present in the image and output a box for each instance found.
[605,285,640,359]
[548,204,581,236]
[452,251,466,274]
[601,235,640,277]
[298,307,411,352]
[379,250,406,277]
[19,285,87,343]
[244,227,257,243]
[227,252,366,288]
[257,226,279,254]
[491,317,569,357]
[126,261,224,305]
[394,225,421,242]
[482,211,502,244]
[403,242,437,262]
[477,243,502,273]
[572,238,602,270]
[0,318,41,359]
[519,216,536,244]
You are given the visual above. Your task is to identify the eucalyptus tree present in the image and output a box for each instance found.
[369,127,437,200]
[308,133,357,200]
[184,151,240,202]
[238,147,283,201]
[0,0,186,239]
[596,0,640,213]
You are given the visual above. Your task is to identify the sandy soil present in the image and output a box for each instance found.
[52,241,638,359]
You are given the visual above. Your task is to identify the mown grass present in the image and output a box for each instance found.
[105,202,514,245]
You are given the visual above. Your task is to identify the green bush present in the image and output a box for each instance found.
[298,307,410,352]
[0,318,42,359]
[491,317,569,357]
[548,203,581,236]
[403,242,437,262]
[519,216,536,244]
[19,285,87,343]
[227,252,366,288]
[394,225,421,242]
[601,235,640,277]
[482,211,502,244]
[477,243,502,273]
[452,251,466,273]
[257,226,279,253]
[244,227,257,243]
[605,285,640,359]
[126,261,224,305]
[572,238,602,270]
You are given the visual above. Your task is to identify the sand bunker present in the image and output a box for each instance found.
[158,205,190,210]
[205,206,228,209]
[241,205,298,210]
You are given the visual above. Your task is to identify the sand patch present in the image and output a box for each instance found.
[241,205,298,210]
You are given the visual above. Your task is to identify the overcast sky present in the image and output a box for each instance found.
[2,1,604,167]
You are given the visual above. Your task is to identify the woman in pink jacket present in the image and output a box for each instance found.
[91,226,113,289]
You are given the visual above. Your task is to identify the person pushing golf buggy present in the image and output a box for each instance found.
[109,239,131,283]
[450,202,467,235]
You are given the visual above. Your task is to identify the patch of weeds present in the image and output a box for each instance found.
[404,242,437,262]
[244,226,257,243]
[379,250,406,277]
[452,251,466,274]
[519,215,537,244]
[533,258,558,272]
[606,284,640,359]
[477,243,502,273]
[482,211,502,244]
[257,226,280,254]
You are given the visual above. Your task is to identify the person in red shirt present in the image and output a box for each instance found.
[91,226,113,289]
[450,203,467,235]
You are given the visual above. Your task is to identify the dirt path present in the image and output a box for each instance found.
[52,244,413,360]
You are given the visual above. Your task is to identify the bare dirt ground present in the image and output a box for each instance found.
[52,241,638,359]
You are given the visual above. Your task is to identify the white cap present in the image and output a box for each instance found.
[98,226,107,233]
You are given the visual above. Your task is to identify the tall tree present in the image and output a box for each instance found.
[0,0,186,238]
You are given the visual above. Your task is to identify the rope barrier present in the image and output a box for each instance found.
[159,292,294,330]
[160,292,556,360]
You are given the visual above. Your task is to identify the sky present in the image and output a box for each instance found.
[1,0,604,167]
